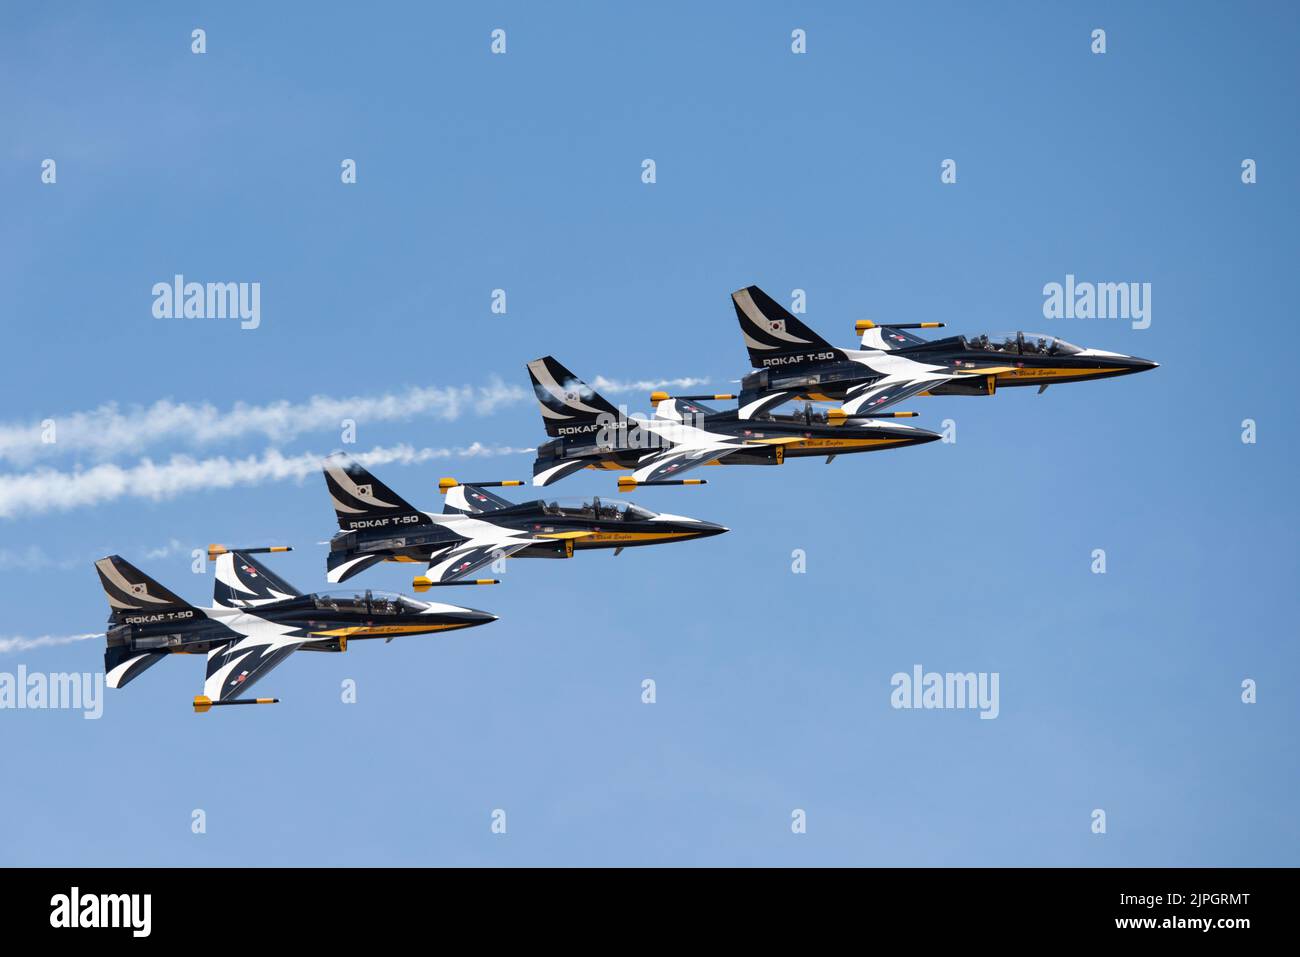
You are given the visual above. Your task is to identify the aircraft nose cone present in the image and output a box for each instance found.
[692,521,729,538]
[908,428,943,445]
[441,608,498,628]
[1133,357,1159,372]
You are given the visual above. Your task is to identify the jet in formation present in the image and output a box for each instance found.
[731,285,1159,419]
[91,282,1161,713]
[527,355,941,489]
[97,546,496,711]
[321,453,728,589]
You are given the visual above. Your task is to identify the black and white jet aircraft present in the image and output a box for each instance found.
[731,285,1159,419]
[97,546,496,711]
[527,355,942,489]
[322,454,728,588]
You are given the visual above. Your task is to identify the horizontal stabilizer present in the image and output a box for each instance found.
[326,550,389,584]
[532,457,590,487]
[104,645,167,689]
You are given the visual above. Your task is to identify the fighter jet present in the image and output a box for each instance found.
[321,454,728,589]
[731,285,1159,419]
[526,355,942,489]
[97,546,496,711]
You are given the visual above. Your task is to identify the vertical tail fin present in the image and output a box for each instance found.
[322,453,431,531]
[526,356,621,438]
[94,555,199,624]
[731,285,839,368]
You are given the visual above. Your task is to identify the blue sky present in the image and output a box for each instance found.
[1,1,1296,865]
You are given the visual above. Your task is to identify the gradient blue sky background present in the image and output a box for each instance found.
[2,2,1296,865]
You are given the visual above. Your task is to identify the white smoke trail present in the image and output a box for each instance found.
[0,443,533,520]
[0,382,525,466]
[0,633,103,655]
[591,376,708,394]
[0,544,71,571]
[0,540,195,571]
[0,376,709,466]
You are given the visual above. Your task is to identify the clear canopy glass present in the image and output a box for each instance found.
[312,590,427,615]
[535,498,655,521]
[967,332,1081,356]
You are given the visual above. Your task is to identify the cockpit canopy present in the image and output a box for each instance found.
[311,589,427,615]
[767,405,836,425]
[966,332,1082,356]
[534,497,656,521]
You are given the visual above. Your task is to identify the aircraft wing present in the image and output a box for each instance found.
[204,620,305,702]
[423,537,535,583]
[629,442,749,484]
[839,374,954,416]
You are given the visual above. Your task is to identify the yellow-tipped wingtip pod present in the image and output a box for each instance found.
[414,577,498,589]
[208,544,292,559]
[618,476,706,490]
[442,478,523,492]
[855,320,876,332]
[194,695,278,712]
[656,392,736,403]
